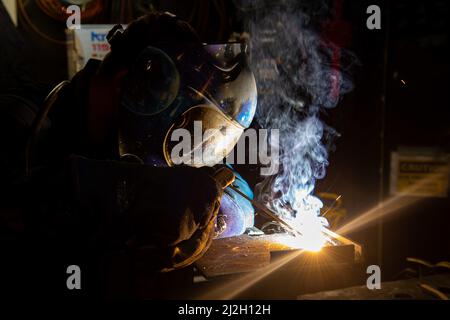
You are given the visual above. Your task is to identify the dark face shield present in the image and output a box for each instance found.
[118,43,257,167]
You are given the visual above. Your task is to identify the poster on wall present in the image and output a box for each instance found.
[66,25,118,78]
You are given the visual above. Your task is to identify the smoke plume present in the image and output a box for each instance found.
[236,0,357,241]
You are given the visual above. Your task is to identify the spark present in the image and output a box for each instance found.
[196,170,443,300]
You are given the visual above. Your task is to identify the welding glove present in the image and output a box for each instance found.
[215,166,255,239]
[69,155,231,272]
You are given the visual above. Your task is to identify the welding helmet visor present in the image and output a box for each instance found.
[118,43,257,167]
[163,104,245,167]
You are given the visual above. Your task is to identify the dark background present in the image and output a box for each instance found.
[1,0,449,283]
[321,0,450,280]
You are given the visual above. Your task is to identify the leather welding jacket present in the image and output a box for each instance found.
[0,59,227,299]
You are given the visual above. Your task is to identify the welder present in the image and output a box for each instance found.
[0,12,256,298]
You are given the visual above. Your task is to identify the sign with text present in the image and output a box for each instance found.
[66,25,122,78]
[390,151,449,198]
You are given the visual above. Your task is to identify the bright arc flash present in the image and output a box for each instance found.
[198,173,440,300]
[274,233,324,252]
[199,192,423,300]
[277,190,331,252]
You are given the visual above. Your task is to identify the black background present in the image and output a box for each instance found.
[1,0,449,286]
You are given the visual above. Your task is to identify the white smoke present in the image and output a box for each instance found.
[237,0,357,241]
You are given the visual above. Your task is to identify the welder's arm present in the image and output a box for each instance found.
[69,156,227,272]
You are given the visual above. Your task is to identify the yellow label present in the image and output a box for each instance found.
[396,160,449,197]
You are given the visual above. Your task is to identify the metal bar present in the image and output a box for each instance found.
[229,185,363,259]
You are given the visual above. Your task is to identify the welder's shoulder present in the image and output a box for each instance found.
[48,59,101,121]
[0,59,100,136]
[0,60,100,181]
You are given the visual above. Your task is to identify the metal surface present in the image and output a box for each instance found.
[193,234,364,299]
[197,234,362,278]
[229,184,362,260]
[298,274,450,300]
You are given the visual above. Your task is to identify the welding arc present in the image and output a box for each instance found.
[228,185,304,238]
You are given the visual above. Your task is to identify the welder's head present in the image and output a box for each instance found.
[101,12,257,167]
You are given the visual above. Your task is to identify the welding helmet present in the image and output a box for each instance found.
[116,41,257,167]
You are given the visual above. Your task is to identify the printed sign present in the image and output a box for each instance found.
[66,25,120,78]
[390,151,449,198]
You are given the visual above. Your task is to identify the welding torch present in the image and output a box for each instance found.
[214,167,338,242]
[214,167,304,238]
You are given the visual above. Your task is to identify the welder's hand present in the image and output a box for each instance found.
[130,166,221,258]
[70,156,232,272]
[215,167,255,239]
[132,166,237,271]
